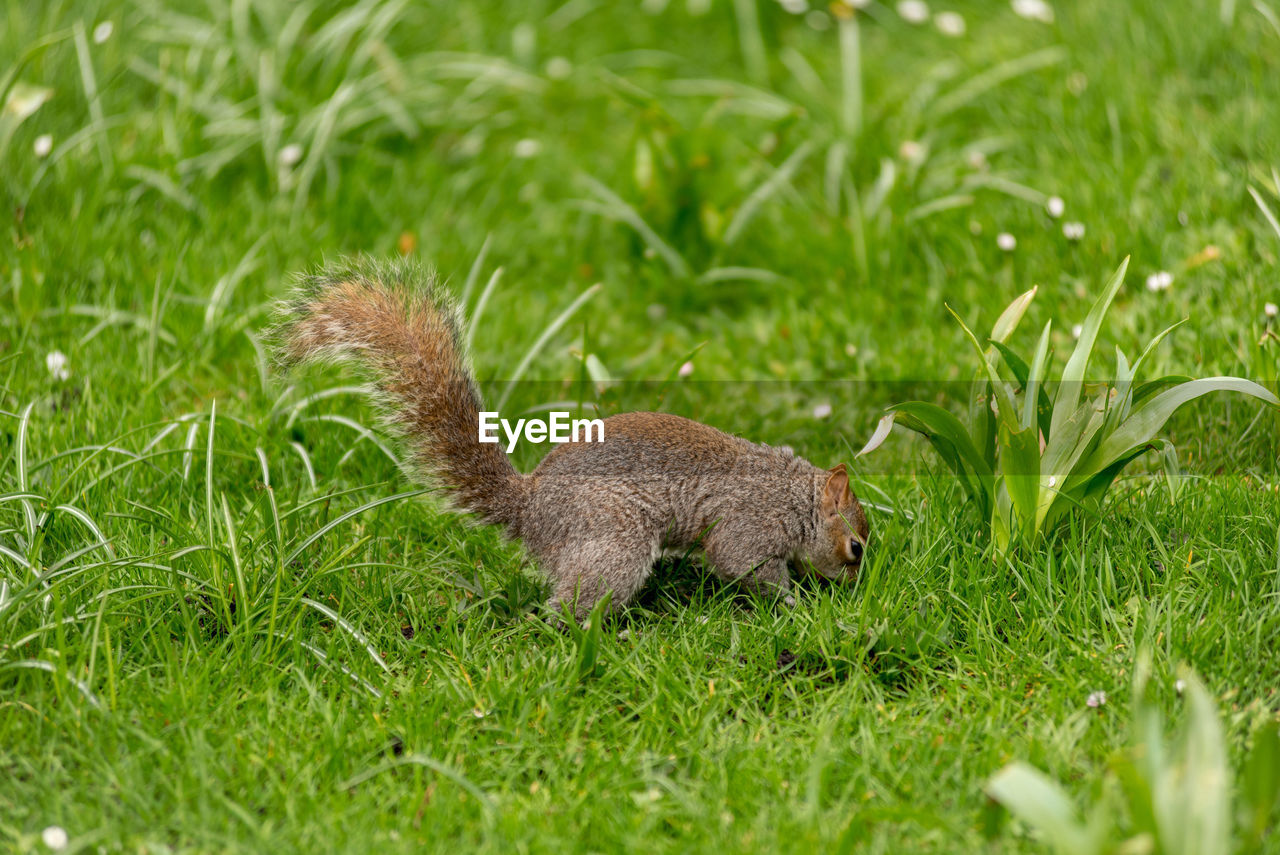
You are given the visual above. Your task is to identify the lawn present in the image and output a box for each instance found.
[3,0,1280,851]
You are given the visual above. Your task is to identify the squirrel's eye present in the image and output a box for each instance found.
[849,540,863,561]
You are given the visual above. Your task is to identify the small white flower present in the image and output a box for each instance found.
[93,20,114,43]
[1012,0,1054,23]
[1086,690,1107,708]
[1062,221,1085,240]
[844,343,858,357]
[1071,323,1083,339]
[966,149,987,170]
[513,138,541,158]
[42,827,69,850]
[33,134,53,158]
[46,350,70,381]
[1265,302,1278,318]
[812,402,833,419]
[545,57,572,80]
[1047,475,1057,488]
[1046,196,1065,218]
[805,10,832,30]
[472,706,488,718]
[1175,679,1186,694]
[896,0,930,24]
[779,0,809,13]
[898,140,925,164]
[278,144,303,166]
[997,232,1017,252]
[1145,271,1173,292]
[934,11,965,36]
[678,361,694,378]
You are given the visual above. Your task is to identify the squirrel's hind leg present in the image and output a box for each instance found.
[543,538,660,622]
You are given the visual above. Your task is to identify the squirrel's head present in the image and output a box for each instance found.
[801,463,869,582]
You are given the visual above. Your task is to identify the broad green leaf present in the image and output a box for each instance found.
[1132,374,1193,407]
[986,763,1100,855]
[886,402,993,481]
[1240,719,1280,844]
[999,422,1041,540]
[991,340,1053,440]
[1023,320,1053,432]
[1157,674,1231,855]
[947,304,1020,433]
[888,404,991,515]
[1050,257,1129,443]
[990,285,1038,344]
[1081,377,1279,478]
[1038,393,1108,527]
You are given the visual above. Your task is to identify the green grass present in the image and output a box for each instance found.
[3,0,1280,851]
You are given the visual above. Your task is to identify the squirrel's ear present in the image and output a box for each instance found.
[822,464,851,517]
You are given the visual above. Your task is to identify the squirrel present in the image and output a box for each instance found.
[274,259,869,620]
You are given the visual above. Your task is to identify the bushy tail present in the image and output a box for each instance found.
[274,258,523,530]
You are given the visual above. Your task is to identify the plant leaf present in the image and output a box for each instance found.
[999,423,1041,541]
[1240,719,1280,845]
[855,413,896,458]
[986,762,1099,855]
[947,304,1020,433]
[886,404,991,516]
[1081,377,1279,478]
[1023,320,1053,432]
[1050,257,1129,443]
[990,285,1038,344]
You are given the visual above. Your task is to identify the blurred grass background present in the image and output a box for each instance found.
[2,0,1280,852]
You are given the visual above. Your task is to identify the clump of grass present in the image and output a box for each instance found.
[986,654,1280,854]
[859,258,1280,550]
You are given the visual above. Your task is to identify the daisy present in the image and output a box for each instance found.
[1145,271,1173,292]
[1062,222,1085,240]
[42,827,69,851]
[1012,0,1054,23]
[513,139,542,158]
[935,11,965,36]
[897,0,929,24]
[33,134,53,158]
[46,350,70,381]
[1046,196,1065,218]
[997,232,1017,252]
[1086,690,1107,708]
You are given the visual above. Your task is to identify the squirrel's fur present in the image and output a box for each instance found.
[275,258,869,619]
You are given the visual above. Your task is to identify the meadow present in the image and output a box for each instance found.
[3,0,1280,851]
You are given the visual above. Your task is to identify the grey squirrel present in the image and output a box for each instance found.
[274,259,869,619]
